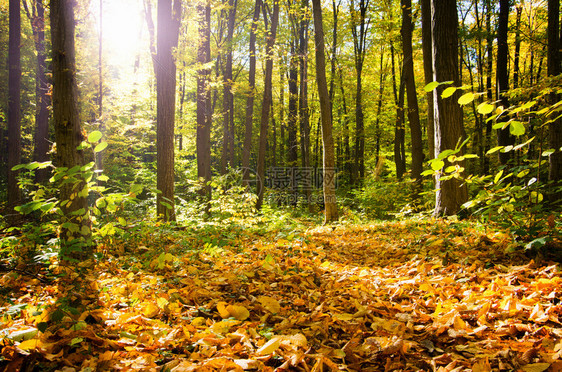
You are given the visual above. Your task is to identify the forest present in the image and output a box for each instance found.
[1,0,562,370]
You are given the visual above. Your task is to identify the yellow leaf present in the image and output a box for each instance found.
[157,297,169,309]
[227,304,250,320]
[217,302,230,319]
[143,302,160,318]
[258,296,281,313]
[521,363,551,372]
[256,338,280,355]
[18,338,40,351]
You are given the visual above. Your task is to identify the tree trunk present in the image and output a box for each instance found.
[401,0,424,196]
[298,1,311,209]
[8,0,22,214]
[23,0,51,183]
[483,0,493,173]
[256,0,279,209]
[51,0,93,259]
[513,3,522,89]
[496,0,513,166]
[421,0,434,162]
[221,0,237,174]
[197,1,212,202]
[432,0,468,216]
[287,41,299,167]
[350,0,369,183]
[391,43,406,181]
[312,0,338,223]
[548,0,562,191]
[242,0,261,186]
[155,0,181,221]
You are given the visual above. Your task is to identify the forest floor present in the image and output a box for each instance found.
[1,218,562,371]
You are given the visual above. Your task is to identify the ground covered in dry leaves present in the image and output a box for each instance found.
[1,219,562,371]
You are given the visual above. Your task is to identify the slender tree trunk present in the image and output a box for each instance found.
[350,0,369,183]
[432,0,468,216]
[421,0,434,162]
[51,0,93,258]
[221,0,237,174]
[483,0,493,174]
[312,0,338,222]
[548,0,562,191]
[338,68,351,182]
[279,59,286,167]
[391,43,406,181]
[401,0,424,195]
[298,1,311,209]
[23,0,51,183]
[8,0,22,214]
[256,0,279,209]
[96,0,104,180]
[496,0,513,166]
[287,41,299,167]
[242,0,261,186]
[513,3,522,89]
[374,48,386,159]
[197,1,212,202]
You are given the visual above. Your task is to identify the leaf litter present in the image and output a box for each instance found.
[1,219,562,371]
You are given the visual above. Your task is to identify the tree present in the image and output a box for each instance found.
[241,0,261,187]
[401,0,423,195]
[420,0,434,162]
[221,0,237,174]
[22,0,50,183]
[50,0,92,259]
[349,0,369,183]
[7,0,22,215]
[548,0,561,191]
[155,0,181,221]
[256,0,280,210]
[312,0,338,223]
[496,0,513,165]
[432,0,468,216]
[197,0,212,202]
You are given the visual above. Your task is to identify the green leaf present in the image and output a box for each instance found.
[70,337,83,346]
[494,170,504,184]
[94,141,108,153]
[542,149,555,157]
[509,121,525,136]
[477,102,494,115]
[424,81,439,92]
[431,159,445,171]
[421,169,434,176]
[441,87,457,98]
[458,92,475,105]
[97,174,109,182]
[88,131,103,143]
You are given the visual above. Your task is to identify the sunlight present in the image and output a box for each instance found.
[92,0,145,69]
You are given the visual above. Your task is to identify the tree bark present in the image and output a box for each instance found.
[432,0,468,216]
[8,0,22,214]
[401,0,424,195]
[51,0,93,258]
[197,1,212,202]
[256,0,279,209]
[242,0,261,186]
[391,43,406,181]
[312,0,338,223]
[287,40,299,167]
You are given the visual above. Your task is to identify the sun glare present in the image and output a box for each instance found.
[92,0,145,69]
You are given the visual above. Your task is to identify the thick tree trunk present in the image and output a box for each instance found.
[51,0,92,258]
[242,0,261,186]
[432,0,468,216]
[312,0,338,223]
[8,0,22,214]
[401,0,424,195]
[155,0,181,221]
[256,1,279,209]
[197,2,212,202]
[391,43,406,181]
[496,0,513,166]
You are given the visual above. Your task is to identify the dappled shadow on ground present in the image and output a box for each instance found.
[1,219,562,371]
